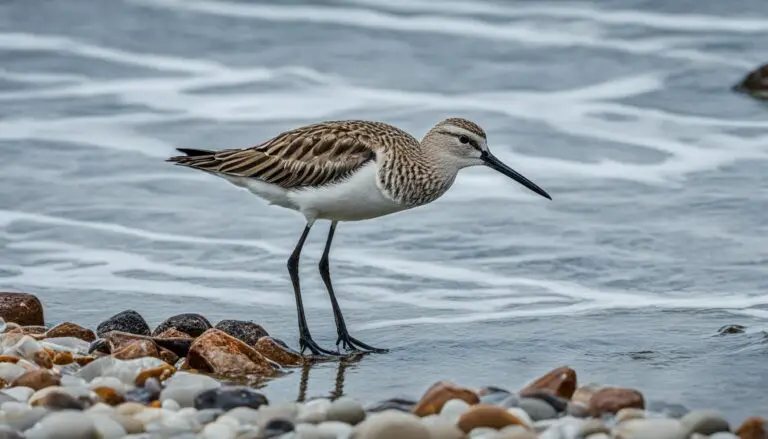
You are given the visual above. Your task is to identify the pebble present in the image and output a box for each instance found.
[422,418,465,439]
[613,418,685,439]
[325,396,366,425]
[495,426,537,439]
[0,406,49,431]
[0,425,24,439]
[90,413,128,439]
[440,398,471,423]
[159,372,221,408]
[194,386,269,411]
[518,397,557,421]
[297,398,331,424]
[152,313,213,338]
[202,421,237,439]
[680,410,731,436]
[24,409,98,439]
[3,386,33,402]
[97,310,151,337]
[353,410,430,439]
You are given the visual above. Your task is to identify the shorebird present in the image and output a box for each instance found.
[167,118,551,356]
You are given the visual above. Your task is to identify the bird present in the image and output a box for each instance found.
[166,117,552,356]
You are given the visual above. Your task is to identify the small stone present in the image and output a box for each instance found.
[440,398,471,423]
[298,398,332,424]
[44,322,96,342]
[152,313,213,338]
[105,331,178,364]
[326,396,366,425]
[457,404,526,433]
[499,394,520,408]
[0,292,44,326]
[162,399,181,411]
[93,387,125,406]
[115,402,146,416]
[255,403,299,428]
[613,418,685,439]
[477,386,512,405]
[519,366,577,399]
[30,388,87,410]
[680,410,730,436]
[186,329,280,377]
[263,418,295,437]
[518,397,557,421]
[24,409,98,439]
[1,406,48,431]
[709,434,740,439]
[214,320,269,346]
[468,426,497,437]
[89,413,127,439]
[316,421,353,437]
[736,416,767,439]
[77,356,169,385]
[195,386,269,411]
[413,381,479,417]
[616,408,646,424]
[495,426,537,439]
[571,383,602,407]
[521,391,568,413]
[0,355,20,364]
[423,419,466,439]
[160,372,221,408]
[254,336,305,366]
[505,408,533,428]
[588,387,644,416]
[51,350,74,365]
[202,421,236,439]
[135,363,176,386]
[578,419,611,437]
[11,369,60,391]
[96,310,150,337]
[225,406,260,425]
[353,410,430,439]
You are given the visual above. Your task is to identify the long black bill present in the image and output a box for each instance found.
[481,151,552,200]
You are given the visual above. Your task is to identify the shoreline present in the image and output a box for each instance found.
[0,291,764,438]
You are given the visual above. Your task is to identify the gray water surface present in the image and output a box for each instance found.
[2,0,768,424]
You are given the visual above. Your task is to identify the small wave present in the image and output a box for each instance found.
[341,0,768,33]
[127,0,740,66]
[0,32,227,74]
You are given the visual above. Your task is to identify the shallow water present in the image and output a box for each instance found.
[2,0,768,424]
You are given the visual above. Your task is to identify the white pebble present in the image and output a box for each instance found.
[2,386,33,402]
[89,376,128,393]
[202,421,236,439]
[162,399,181,411]
[440,398,471,423]
[89,414,127,439]
[316,420,353,437]
[216,414,241,430]
[506,407,533,427]
[469,427,497,437]
[0,363,26,382]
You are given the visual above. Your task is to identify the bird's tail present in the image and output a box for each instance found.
[166,148,223,170]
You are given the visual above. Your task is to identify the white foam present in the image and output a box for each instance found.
[127,0,743,66]
[341,0,768,33]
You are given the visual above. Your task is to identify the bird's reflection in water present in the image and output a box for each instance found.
[296,355,363,402]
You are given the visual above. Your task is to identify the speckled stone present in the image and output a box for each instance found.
[96,310,150,337]
[152,313,212,338]
[213,320,268,347]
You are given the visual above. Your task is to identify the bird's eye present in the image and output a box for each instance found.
[459,135,470,144]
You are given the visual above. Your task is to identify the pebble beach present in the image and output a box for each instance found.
[0,291,764,439]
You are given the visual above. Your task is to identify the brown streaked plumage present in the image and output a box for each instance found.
[166,117,551,357]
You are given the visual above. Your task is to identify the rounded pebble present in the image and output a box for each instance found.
[24,410,98,439]
[518,397,557,421]
[440,398,471,423]
[353,410,430,439]
[680,410,731,436]
[96,310,151,337]
[195,386,269,411]
[325,396,365,425]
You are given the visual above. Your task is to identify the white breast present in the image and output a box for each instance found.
[288,161,408,222]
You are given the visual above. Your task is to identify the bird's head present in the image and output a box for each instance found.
[423,117,552,200]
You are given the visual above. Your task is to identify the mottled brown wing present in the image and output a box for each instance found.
[167,121,405,189]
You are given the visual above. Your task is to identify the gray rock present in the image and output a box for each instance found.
[613,418,685,439]
[352,410,430,439]
[25,410,98,439]
[325,397,365,425]
[96,310,150,337]
[518,397,557,421]
[680,410,730,436]
[194,387,269,411]
[153,313,212,338]
[499,394,520,408]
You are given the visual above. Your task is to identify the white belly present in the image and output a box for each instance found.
[223,161,408,222]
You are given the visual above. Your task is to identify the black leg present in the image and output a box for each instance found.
[319,221,388,353]
[288,222,339,356]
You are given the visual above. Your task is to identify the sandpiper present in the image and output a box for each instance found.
[167,118,552,355]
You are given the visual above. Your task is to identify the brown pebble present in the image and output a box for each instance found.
[33,349,53,369]
[0,355,20,364]
[571,383,603,407]
[52,351,74,365]
[413,381,480,417]
[185,328,280,377]
[149,400,161,408]
[135,364,176,386]
[737,416,768,439]
[588,386,645,416]
[116,402,147,416]
[519,366,578,399]
[31,390,86,410]
[254,336,305,366]
[44,322,97,342]
[154,328,193,340]
[0,292,44,325]
[74,355,96,366]
[457,404,526,433]
[93,386,125,406]
[11,369,60,391]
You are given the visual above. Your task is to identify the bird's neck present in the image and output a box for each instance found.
[376,146,459,207]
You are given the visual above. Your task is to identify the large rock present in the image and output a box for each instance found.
[589,386,645,416]
[254,337,305,366]
[519,366,577,399]
[185,329,280,377]
[152,313,212,338]
[412,381,479,417]
[96,310,150,337]
[0,292,44,326]
[214,320,268,346]
[103,331,178,364]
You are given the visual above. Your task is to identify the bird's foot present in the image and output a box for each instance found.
[336,332,389,354]
[299,335,341,357]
